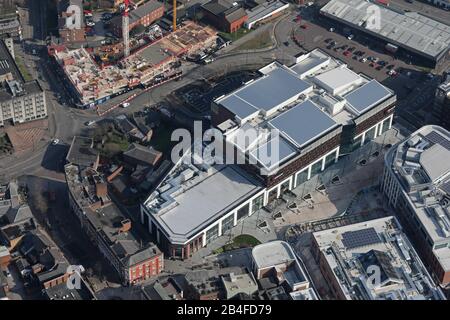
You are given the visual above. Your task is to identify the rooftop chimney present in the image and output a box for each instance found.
[119,219,131,233]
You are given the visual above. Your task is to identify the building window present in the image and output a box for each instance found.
[352,135,363,151]
[206,224,220,244]
[252,194,264,213]
[280,180,290,194]
[324,150,337,169]
[295,169,308,188]
[380,117,391,134]
[237,203,250,221]
[268,188,278,203]
[364,127,376,144]
[222,214,234,233]
[174,247,183,257]
[310,160,323,177]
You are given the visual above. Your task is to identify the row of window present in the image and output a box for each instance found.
[204,193,265,244]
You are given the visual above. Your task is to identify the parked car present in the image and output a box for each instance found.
[329,27,335,32]
[347,34,354,40]
[121,102,130,108]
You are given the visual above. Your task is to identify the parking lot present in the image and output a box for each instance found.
[292,15,417,83]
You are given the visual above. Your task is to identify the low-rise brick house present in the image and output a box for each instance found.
[201,0,248,33]
[109,1,165,37]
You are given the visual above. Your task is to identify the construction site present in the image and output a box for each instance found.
[49,0,218,108]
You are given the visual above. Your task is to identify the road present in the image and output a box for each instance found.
[1,3,441,182]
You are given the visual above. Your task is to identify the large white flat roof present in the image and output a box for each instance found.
[252,240,296,269]
[151,165,262,244]
[313,66,362,94]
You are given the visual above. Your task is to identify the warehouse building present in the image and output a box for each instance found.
[381,125,450,289]
[320,0,450,67]
[141,49,396,259]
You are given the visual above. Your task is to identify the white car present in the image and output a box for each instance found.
[347,34,354,40]
[361,57,367,63]
[329,27,335,32]
[121,102,130,108]
[52,139,59,145]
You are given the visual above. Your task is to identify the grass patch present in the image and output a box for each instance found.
[213,234,261,254]
[234,29,273,51]
[219,28,252,42]
[14,56,33,82]
[93,123,129,160]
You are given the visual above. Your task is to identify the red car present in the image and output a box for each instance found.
[301,24,308,29]
[343,51,351,56]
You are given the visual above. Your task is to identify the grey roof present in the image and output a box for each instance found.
[290,55,329,77]
[110,1,164,28]
[217,94,260,120]
[250,136,296,170]
[123,143,162,167]
[225,8,247,23]
[6,205,33,224]
[320,0,450,60]
[0,39,23,81]
[419,143,450,183]
[202,0,239,16]
[246,1,288,26]
[344,80,393,114]
[217,66,312,118]
[269,100,338,148]
[66,136,98,168]
[155,166,261,243]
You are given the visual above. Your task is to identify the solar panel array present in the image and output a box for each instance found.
[425,131,450,151]
[341,228,382,250]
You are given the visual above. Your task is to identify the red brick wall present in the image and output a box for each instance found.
[128,252,164,283]
[228,15,248,33]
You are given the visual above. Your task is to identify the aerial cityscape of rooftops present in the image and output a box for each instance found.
[0,0,449,304]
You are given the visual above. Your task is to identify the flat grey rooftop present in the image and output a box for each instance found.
[344,80,393,115]
[250,135,297,171]
[269,100,338,148]
[156,166,262,243]
[246,1,289,25]
[252,241,296,269]
[320,0,450,60]
[313,66,361,93]
[216,65,312,119]
[290,55,329,77]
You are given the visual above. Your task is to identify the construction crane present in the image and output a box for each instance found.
[173,0,177,32]
[123,0,130,58]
